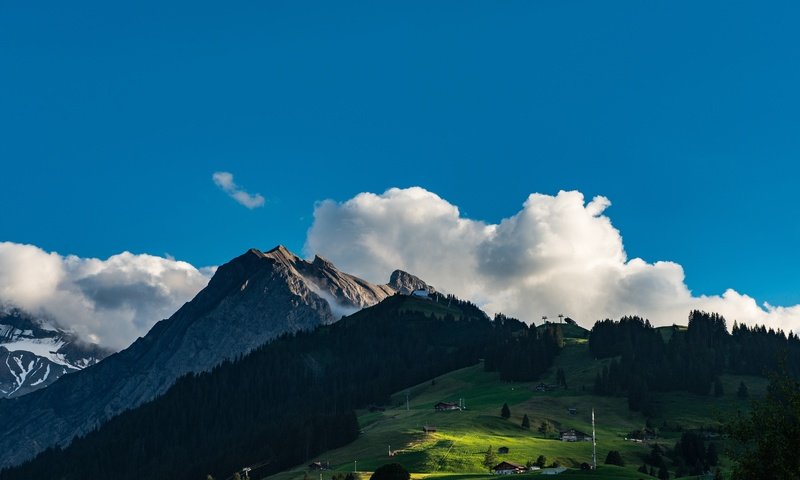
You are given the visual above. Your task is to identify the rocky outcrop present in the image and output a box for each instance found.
[387,269,435,295]
[0,246,428,468]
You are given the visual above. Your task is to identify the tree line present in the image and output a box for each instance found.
[589,310,800,415]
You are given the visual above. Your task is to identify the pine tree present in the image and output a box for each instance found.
[535,455,547,468]
[604,450,624,466]
[501,403,511,419]
[658,466,669,479]
[521,414,530,429]
[482,446,497,470]
[537,420,552,438]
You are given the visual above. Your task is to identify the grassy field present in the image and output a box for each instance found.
[264,333,766,480]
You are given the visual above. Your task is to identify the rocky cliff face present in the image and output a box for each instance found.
[0,246,430,468]
[388,269,436,295]
[0,310,110,398]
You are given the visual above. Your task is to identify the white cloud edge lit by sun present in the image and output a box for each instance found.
[304,186,800,335]
[0,242,214,350]
[3,186,798,353]
[212,171,265,209]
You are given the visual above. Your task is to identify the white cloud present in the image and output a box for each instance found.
[305,187,800,333]
[212,171,265,209]
[0,242,212,350]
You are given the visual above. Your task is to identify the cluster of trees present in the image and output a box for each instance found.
[726,369,800,479]
[1,295,535,480]
[484,314,562,381]
[632,433,720,479]
[589,311,800,414]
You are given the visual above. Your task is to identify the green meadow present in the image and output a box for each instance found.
[265,330,766,480]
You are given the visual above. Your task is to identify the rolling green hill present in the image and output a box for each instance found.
[265,331,766,480]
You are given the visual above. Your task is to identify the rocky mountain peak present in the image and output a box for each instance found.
[0,245,436,468]
[388,269,434,295]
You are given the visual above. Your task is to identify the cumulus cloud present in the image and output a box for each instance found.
[305,187,800,333]
[0,242,212,350]
[212,171,265,209]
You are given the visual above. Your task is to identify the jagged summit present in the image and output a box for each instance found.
[0,244,433,468]
[389,269,435,295]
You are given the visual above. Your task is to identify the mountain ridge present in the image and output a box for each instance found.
[0,246,431,468]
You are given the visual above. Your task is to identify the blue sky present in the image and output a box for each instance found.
[2,0,799,308]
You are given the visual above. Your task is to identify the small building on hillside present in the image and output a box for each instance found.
[568,407,577,415]
[535,383,555,392]
[492,461,524,475]
[411,289,430,299]
[434,401,460,411]
[497,446,509,454]
[423,425,437,433]
[308,461,330,471]
[560,429,592,442]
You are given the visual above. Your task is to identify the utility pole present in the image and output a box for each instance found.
[592,408,597,470]
[406,391,409,411]
[354,460,357,472]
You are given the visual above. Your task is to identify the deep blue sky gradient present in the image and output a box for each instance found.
[2,1,799,305]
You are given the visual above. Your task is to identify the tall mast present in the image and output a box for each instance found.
[592,408,597,470]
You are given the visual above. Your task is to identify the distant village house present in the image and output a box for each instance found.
[434,401,461,411]
[559,429,592,442]
[492,461,524,475]
[308,461,330,471]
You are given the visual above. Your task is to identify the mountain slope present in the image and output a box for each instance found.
[0,246,427,468]
[0,310,109,398]
[0,294,494,480]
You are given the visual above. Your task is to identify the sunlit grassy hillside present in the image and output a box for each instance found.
[265,332,766,480]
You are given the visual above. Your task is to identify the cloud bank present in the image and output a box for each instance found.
[212,171,265,209]
[0,242,213,350]
[306,187,800,333]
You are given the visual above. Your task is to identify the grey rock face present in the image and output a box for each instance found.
[0,246,423,469]
[387,269,435,295]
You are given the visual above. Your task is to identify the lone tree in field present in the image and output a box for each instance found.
[521,414,530,429]
[604,450,624,466]
[370,463,410,480]
[482,446,498,470]
[535,455,547,468]
[537,420,553,438]
[501,403,511,419]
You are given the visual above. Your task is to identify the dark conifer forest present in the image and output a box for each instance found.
[0,295,559,480]
[589,310,800,414]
